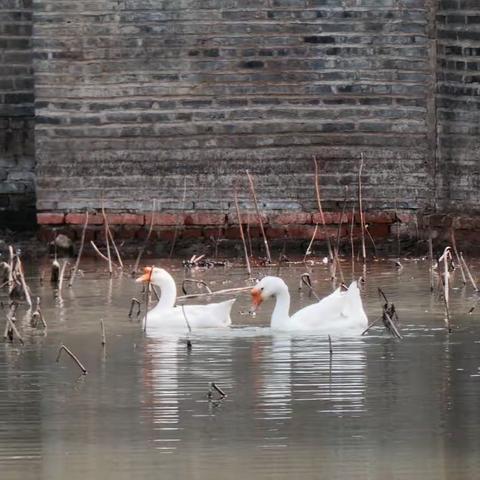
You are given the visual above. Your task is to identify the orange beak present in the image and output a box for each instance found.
[135,266,153,284]
[251,288,263,311]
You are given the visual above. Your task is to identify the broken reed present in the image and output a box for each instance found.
[245,170,272,263]
[56,344,88,375]
[358,154,367,263]
[313,156,333,261]
[233,188,252,276]
[69,210,89,287]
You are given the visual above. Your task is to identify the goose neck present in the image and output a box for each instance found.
[271,287,291,328]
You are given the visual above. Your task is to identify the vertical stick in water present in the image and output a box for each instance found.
[100,318,106,346]
[350,205,355,277]
[133,199,156,275]
[313,157,333,261]
[460,252,479,291]
[358,154,366,263]
[234,188,252,276]
[169,177,187,258]
[440,247,451,331]
[328,335,333,357]
[428,226,434,292]
[69,210,89,287]
[450,228,466,285]
[101,199,113,276]
[246,170,271,263]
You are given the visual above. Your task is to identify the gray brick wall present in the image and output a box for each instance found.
[0,0,35,227]
[437,0,480,213]
[33,0,434,214]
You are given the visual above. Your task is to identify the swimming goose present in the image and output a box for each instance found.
[251,276,367,333]
[136,267,235,330]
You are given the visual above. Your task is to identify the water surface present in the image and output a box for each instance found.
[1,258,480,480]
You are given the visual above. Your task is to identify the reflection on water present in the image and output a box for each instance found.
[1,259,480,479]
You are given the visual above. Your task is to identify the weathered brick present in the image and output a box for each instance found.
[65,213,103,225]
[271,212,312,225]
[185,213,226,225]
[312,212,351,224]
[37,212,65,224]
[227,212,269,225]
[145,213,184,226]
[105,213,145,225]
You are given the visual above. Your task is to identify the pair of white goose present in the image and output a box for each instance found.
[136,267,368,334]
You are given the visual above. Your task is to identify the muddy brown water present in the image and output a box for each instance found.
[1,257,480,480]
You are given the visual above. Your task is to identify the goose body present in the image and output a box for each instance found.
[136,267,235,331]
[251,276,368,334]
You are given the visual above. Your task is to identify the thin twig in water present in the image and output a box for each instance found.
[100,318,106,346]
[298,273,320,300]
[303,224,319,263]
[328,335,333,357]
[460,252,478,291]
[31,297,47,329]
[15,255,32,309]
[90,241,121,268]
[69,210,89,287]
[208,382,227,399]
[3,301,23,344]
[439,247,452,331]
[350,204,355,276]
[107,227,124,270]
[246,170,272,263]
[101,199,113,276]
[128,298,142,319]
[450,228,466,285]
[177,286,251,301]
[181,279,212,295]
[58,260,68,294]
[56,344,88,374]
[181,304,192,334]
[428,227,434,292]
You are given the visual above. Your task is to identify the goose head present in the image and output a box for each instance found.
[251,276,288,310]
[135,266,172,287]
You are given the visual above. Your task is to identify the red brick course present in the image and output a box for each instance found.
[145,213,183,226]
[106,214,145,225]
[271,212,312,225]
[37,213,65,225]
[65,213,103,225]
[184,213,226,225]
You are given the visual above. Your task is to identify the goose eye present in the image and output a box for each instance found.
[260,287,264,292]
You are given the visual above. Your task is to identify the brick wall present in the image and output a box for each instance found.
[33,0,434,216]
[437,0,480,213]
[0,0,35,228]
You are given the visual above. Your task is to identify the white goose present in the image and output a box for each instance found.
[136,267,235,330]
[251,276,368,334]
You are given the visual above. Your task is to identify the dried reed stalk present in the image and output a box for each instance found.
[350,205,355,275]
[439,247,452,331]
[51,259,60,284]
[69,210,89,287]
[245,170,271,263]
[234,188,252,276]
[428,227,434,292]
[181,304,192,334]
[181,279,212,295]
[3,301,23,344]
[15,255,32,309]
[100,319,106,346]
[450,228,466,285]
[133,199,156,275]
[328,335,333,357]
[31,297,47,329]
[107,227,124,270]
[128,297,142,319]
[460,252,478,291]
[303,224,319,263]
[358,154,366,262]
[58,260,68,294]
[101,200,113,276]
[169,178,187,258]
[177,285,251,301]
[313,157,333,261]
[90,241,121,268]
[56,344,88,374]
[298,273,320,300]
